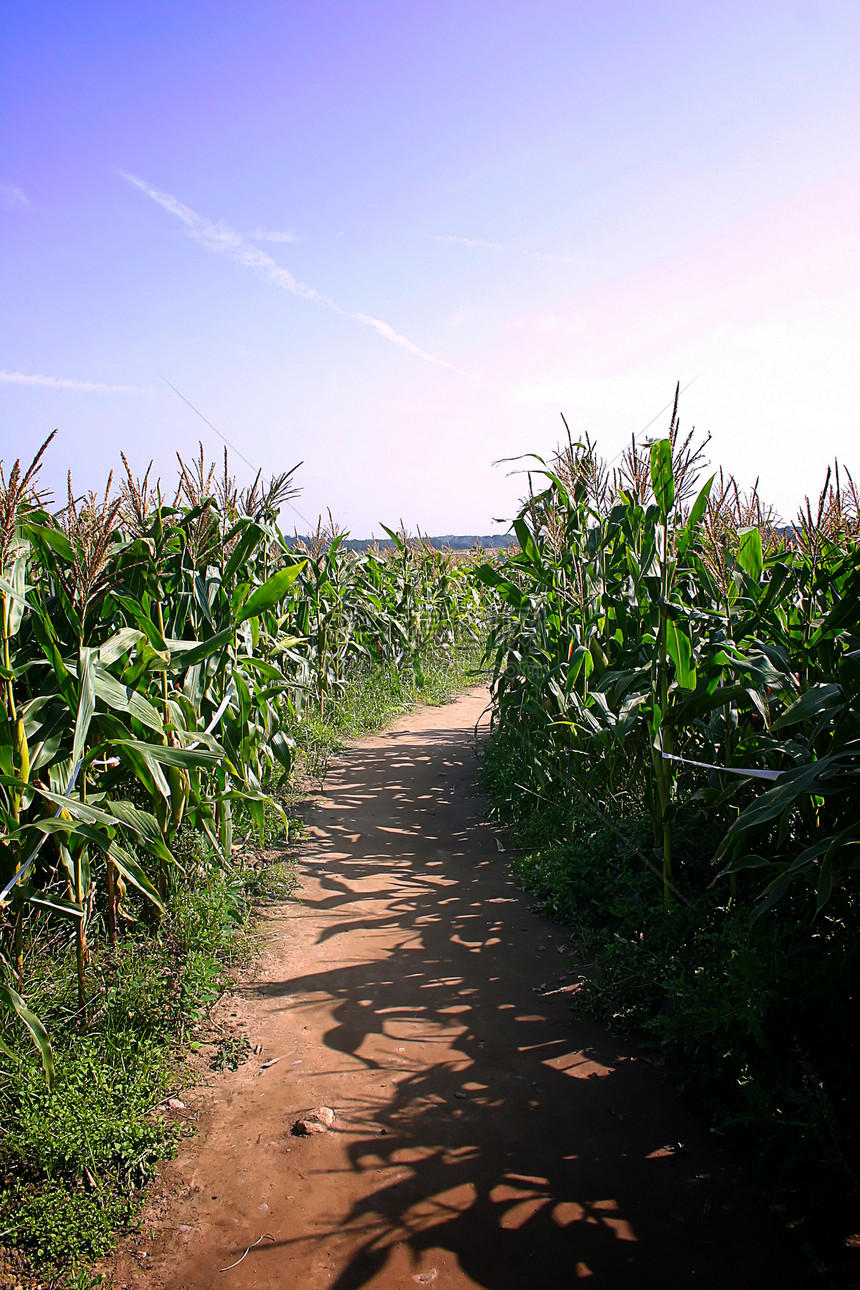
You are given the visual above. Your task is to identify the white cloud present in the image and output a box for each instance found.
[0,370,149,393]
[120,172,474,377]
[0,184,28,208]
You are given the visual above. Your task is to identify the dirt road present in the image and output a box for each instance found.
[109,688,800,1289]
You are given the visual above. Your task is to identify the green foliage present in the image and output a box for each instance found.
[0,434,487,1282]
[212,1032,252,1071]
[480,407,860,1225]
[0,440,485,1053]
[8,1180,131,1265]
[0,849,298,1277]
[490,752,859,1197]
[480,407,860,916]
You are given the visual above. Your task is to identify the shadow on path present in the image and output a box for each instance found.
[239,703,802,1289]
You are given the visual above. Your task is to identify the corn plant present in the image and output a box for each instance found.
[0,436,486,1078]
[479,393,859,916]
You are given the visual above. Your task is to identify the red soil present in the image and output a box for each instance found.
[106,688,803,1289]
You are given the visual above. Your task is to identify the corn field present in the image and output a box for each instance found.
[0,436,482,1082]
[479,391,860,918]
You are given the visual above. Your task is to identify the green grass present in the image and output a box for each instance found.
[0,851,296,1283]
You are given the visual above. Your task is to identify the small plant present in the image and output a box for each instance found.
[211,1033,252,1071]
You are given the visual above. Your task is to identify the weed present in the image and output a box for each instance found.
[212,1033,252,1071]
[0,854,272,1280]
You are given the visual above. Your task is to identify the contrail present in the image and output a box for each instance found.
[119,172,476,378]
[0,369,148,393]
[245,227,299,243]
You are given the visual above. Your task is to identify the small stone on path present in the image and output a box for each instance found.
[291,1106,335,1135]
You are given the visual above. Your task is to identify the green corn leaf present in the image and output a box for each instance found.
[236,564,306,624]
[649,439,674,515]
[108,840,165,911]
[17,886,85,920]
[772,683,842,730]
[271,730,295,771]
[101,798,161,840]
[474,565,527,608]
[240,657,287,682]
[32,788,118,828]
[98,627,144,666]
[29,730,63,775]
[115,596,168,652]
[109,739,221,770]
[71,648,97,768]
[838,650,860,707]
[113,742,170,802]
[0,981,54,1088]
[677,474,714,554]
[666,621,697,689]
[0,573,29,612]
[815,854,833,914]
[92,663,164,732]
[380,525,407,553]
[512,518,543,572]
[473,564,505,588]
[167,627,234,670]
[809,576,860,643]
[103,800,174,865]
[22,521,76,563]
[222,521,267,581]
[717,759,842,854]
[737,528,764,581]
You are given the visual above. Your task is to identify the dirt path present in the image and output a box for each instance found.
[109,688,801,1289]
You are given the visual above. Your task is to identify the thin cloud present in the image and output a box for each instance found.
[352,311,455,364]
[0,370,149,393]
[0,184,28,208]
[120,172,475,378]
[246,227,299,243]
[433,233,585,266]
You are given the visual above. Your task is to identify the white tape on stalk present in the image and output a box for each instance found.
[661,751,782,781]
[187,682,237,749]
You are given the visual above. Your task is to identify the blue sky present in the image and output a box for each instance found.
[2,1,858,534]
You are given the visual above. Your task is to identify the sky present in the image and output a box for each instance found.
[2,1,859,536]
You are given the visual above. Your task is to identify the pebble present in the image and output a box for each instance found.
[292,1105,335,1135]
